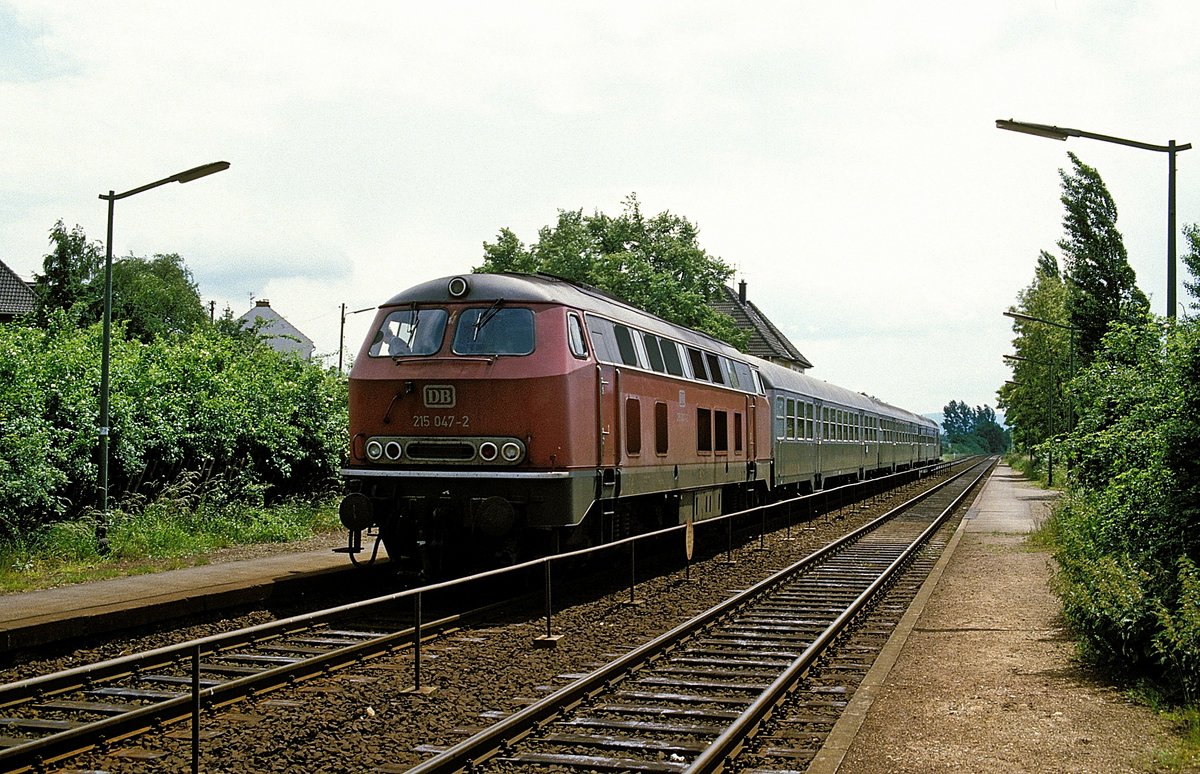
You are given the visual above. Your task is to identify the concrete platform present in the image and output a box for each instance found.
[809,462,1059,773]
[0,545,363,655]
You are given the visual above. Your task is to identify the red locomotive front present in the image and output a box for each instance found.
[340,274,610,575]
[340,272,776,578]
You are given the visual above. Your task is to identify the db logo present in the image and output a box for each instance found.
[423,385,456,408]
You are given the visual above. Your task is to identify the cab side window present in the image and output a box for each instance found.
[567,313,589,359]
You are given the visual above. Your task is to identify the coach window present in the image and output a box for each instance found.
[614,324,639,367]
[660,339,685,376]
[705,352,726,385]
[806,402,814,439]
[625,397,642,455]
[655,401,669,454]
[724,358,740,390]
[786,398,796,439]
[567,313,589,359]
[775,397,786,439]
[714,410,729,453]
[643,333,666,372]
[731,361,753,393]
[697,408,713,452]
[585,315,614,362]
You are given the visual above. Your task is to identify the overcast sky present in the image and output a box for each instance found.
[2,1,1197,416]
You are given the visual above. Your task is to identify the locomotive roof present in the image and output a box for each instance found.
[381,272,936,430]
[382,272,733,350]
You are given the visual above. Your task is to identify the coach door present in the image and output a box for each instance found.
[596,363,620,468]
[745,394,758,463]
[594,362,624,534]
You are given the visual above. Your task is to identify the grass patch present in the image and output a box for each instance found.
[0,497,341,594]
[1026,508,1059,552]
[1154,706,1200,771]
[1130,689,1200,771]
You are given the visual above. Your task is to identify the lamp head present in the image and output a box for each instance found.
[174,161,230,183]
[996,119,1071,141]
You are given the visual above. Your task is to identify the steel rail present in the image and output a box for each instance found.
[0,609,466,772]
[405,458,990,773]
[686,457,993,771]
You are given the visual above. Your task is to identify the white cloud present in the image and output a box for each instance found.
[3,0,1199,415]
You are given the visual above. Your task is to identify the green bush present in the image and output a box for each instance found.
[1155,558,1200,701]
[1049,318,1200,697]
[0,313,348,543]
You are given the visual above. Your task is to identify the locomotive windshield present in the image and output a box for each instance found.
[452,306,535,355]
[369,307,449,357]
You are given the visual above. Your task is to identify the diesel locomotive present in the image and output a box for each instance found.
[339,272,939,576]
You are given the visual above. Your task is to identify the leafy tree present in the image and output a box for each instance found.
[31,222,208,343]
[1057,152,1150,361]
[941,400,976,443]
[1184,222,1200,310]
[32,220,104,326]
[1000,151,1147,460]
[477,194,747,347]
[998,251,1072,456]
[109,253,207,342]
[941,400,1009,454]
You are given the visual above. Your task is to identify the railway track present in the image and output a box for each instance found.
[404,458,993,773]
[0,461,976,772]
[0,591,469,772]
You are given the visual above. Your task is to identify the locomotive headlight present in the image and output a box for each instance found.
[447,276,469,298]
[500,441,524,462]
[365,440,384,461]
[384,441,403,461]
[478,441,499,461]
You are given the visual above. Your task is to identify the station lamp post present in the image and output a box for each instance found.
[996,119,1191,319]
[96,161,230,551]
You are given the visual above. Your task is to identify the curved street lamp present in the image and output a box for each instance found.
[96,161,230,551]
[996,119,1191,318]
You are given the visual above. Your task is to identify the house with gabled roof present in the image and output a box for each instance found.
[235,299,315,359]
[0,260,36,322]
[710,280,812,373]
